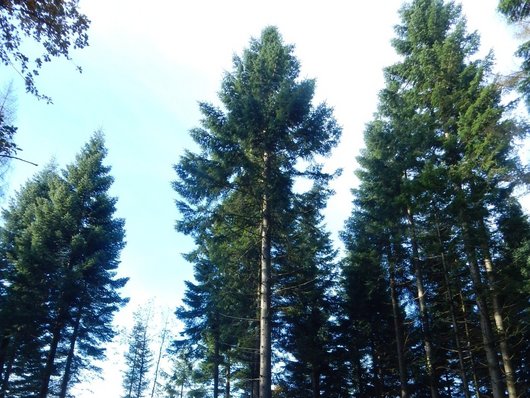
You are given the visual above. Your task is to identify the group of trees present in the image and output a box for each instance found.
[0,0,529,397]
[0,134,127,397]
[173,1,530,398]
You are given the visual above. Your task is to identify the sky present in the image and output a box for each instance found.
[0,0,525,396]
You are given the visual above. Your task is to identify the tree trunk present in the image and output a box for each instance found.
[59,307,83,398]
[435,218,471,398]
[458,289,481,397]
[311,364,320,398]
[387,242,409,398]
[225,356,231,398]
[460,218,505,398]
[150,320,168,398]
[0,335,9,380]
[259,150,272,398]
[0,336,15,398]
[407,208,439,398]
[39,317,64,398]
[213,325,220,398]
[479,229,517,398]
[136,325,150,398]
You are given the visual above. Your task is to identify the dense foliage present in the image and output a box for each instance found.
[0,133,127,398]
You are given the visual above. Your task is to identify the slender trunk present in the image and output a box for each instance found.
[179,380,183,398]
[479,227,517,398]
[387,243,409,398]
[0,335,9,378]
[59,307,83,398]
[435,218,471,398]
[407,208,439,398]
[225,356,231,398]
[150,317,169,398]
[136,325,149,398]
[311,364,320,398]
[39,317,64,398]
[460,218,505,398]
[371,340,383,397]
[213,325,220,398]
[259,150,272,398]
[458,289,481,397]
[0,336,16,398]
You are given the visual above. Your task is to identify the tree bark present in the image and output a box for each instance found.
[387,242,409,398]
[59,307,83,398]
[259,150,272,398]
[213,325,220,398]
[39,315,65,398]
[435,218,471,398]
[460,218,505,398]
[407,208,439,398]
[311,364,320,398]
[225,356,231,398]
[0,335,15,398]
[479,231,517,398]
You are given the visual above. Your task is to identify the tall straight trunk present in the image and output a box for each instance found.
[225,356,231,398]
[59,307,83,398]
[407,208,439,398]
[311,364,320,398]
[136,325,150,398]
[213,326,220,398]
[0,336,16,398]
[0,335,9,379]
[150,317,169,398]
[458,289,481,397]
[460,218,505,398]
[478,225,517,398]
[259,150,272,398]
[386,242,409,398]
[434,218,471,398]
[39,317,64,398]
[371,340,383,397]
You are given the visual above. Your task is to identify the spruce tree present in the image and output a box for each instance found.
[174,26,340,397]
[0,133,127,397]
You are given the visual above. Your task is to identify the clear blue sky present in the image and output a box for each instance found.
[0,0,523,395]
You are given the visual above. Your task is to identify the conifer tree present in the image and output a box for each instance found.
[343,1,529,397]
[0,133,127,397]
[123,308,153,398]
[174,26,340,397]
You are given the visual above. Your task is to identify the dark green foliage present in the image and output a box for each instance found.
[342,0,530,397]
[0,133,127,397]
[173,26,340,397]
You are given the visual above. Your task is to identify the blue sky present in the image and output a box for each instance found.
[0,0,524,395]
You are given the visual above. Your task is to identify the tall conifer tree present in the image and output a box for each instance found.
[174,26,340,397]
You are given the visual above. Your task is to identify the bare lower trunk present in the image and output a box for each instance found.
[460,219,505,398]
[59,308,83,398]
[151,316,169,398]
[435,219,471,398]
[259,151,272,398]
[458,289,481,397]
[407,209,438,398]
[213,328,220,398]
[387,243,409,398]
[480,236,516,398]
[39,318,64,398]
[311,364,320,398]
[225,356,231,398]
[0,336,15,398]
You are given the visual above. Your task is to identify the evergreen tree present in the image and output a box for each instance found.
[0,133,127,397]
[174,26,340,398]
[123,308,153,398]
[343,1,529,397]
